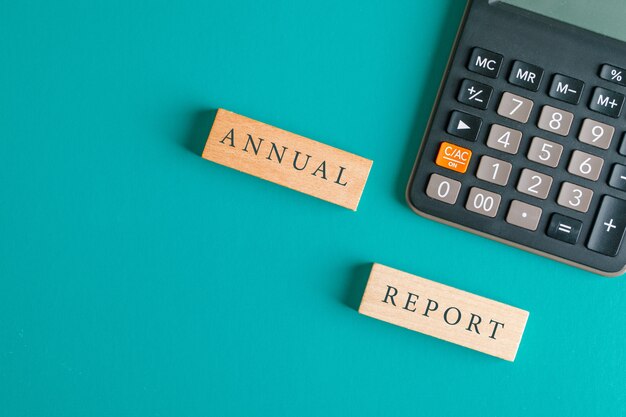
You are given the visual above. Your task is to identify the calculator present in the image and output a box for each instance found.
[407,0,626,276]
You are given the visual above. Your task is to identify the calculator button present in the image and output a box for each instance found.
[435,142,472,174]
[608,164,626,191]
[467,48,503,79]
[589,87,624,118]
[537,105,573,136]
[549,74,584,104]
[497,92,534,123]
[476,155,512,186]
[567,150,604,181]
[527,137,563,168]
[426,173,462,205]
[547,214,582,245]
[508,60,544,91]
[620,134,626,156]
[578,119,615,150]
[457,79,492,110]
[517,168,553,199]
[447,111,482,141]
[506,200,542,231]
[599,64,626,87]
[587,196,626,257]
[466,187,501,218]
[486,124,522,155]
[557,182,594,213]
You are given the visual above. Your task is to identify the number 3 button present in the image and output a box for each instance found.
[557,182,594,213]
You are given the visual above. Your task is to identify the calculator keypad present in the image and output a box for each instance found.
[408,4,626,275]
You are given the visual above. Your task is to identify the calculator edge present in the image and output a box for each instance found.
[404,0,626,278]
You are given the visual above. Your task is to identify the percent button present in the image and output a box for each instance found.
[600,64,626,87]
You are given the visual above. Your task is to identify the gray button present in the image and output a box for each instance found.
[466,187,502,218]
[537,105,574,136]
[476,155,512,186]
[527,137,563,168]
[557,182,594,213]
[517,168,553,199]
[567,150,604,181]
[425,173,462,205]
[506,200,542,231]
[486,124,522,154]
[578,119,615,149]
[497,92,534,123]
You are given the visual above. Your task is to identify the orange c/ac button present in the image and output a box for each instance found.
[435,142,472,174]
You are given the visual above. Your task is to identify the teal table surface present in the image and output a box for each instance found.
[2,0,625,415]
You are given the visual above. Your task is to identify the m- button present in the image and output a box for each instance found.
[549,74,584,104]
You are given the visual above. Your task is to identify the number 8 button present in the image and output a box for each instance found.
[537,105,574,136]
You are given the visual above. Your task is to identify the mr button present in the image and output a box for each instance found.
[435,142,472,174]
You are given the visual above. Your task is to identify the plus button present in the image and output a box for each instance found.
[604,218,617,232]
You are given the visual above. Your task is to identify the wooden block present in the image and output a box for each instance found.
[202,109,373,210]
[359,264,529,361]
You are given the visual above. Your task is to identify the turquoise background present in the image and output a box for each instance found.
[1,0,625,415]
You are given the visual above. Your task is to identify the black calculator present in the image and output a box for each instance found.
[407,0,626,276]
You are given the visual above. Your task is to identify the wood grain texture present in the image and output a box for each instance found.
[359,264,529,361]
[202,109,373,210]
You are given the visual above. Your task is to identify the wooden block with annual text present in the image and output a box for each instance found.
[359,264,529,361]
[202,109,373,210]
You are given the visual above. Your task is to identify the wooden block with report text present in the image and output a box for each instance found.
[359,264,529,361]
[202,109,373,210]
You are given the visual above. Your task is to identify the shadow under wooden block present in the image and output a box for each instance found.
[184,109,218,156]
[342,263,373,311]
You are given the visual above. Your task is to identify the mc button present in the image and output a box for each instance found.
[468,47,503,79]
[435,142,472,174]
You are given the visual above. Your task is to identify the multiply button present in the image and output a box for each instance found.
[509,60,544,92]
[547,214,582,245]
[587,196,626,257]
[467,47,503,78]
[458,79,493,110]
[589,87,624,118]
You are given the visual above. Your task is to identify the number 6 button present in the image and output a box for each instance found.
[567,150,604,181]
